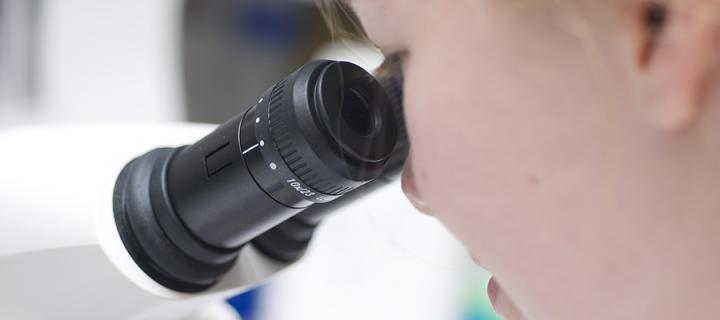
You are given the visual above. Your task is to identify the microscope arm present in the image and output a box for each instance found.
[0,124,291,320]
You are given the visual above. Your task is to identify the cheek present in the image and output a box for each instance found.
[390,2,654,318]
[398,9,630,272]
[402,63,515,264]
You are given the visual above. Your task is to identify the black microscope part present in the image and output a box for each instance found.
[113,60,407,292]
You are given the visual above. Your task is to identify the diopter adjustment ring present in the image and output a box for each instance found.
[266,60,398,196]
[268,79,353,196]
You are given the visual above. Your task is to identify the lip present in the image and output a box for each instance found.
[401,158,433,215]
[487,276,500,306]
[487,277,526,320]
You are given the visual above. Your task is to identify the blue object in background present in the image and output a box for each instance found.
[228,287,263,320]
[462,270,502,320]
[231,1,308,50]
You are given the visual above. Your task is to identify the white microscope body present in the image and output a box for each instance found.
[0,124,290,319]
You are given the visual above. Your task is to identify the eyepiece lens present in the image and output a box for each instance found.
[341,89,375,137]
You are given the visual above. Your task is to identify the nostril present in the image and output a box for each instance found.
[401,158,433,216]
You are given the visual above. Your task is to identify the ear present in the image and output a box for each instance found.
[640,2,720,130]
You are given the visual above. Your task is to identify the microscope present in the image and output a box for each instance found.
[0,60,407,319]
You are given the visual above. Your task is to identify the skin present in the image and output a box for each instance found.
[348,0,720,319]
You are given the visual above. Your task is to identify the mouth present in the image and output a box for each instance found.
[488,277,526,320]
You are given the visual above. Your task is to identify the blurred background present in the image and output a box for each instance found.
[0,0,500,318]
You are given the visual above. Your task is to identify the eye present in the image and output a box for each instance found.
[374,52,405,138]
[374,51,407,87]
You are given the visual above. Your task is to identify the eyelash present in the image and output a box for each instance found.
[377,51,406,77]
[374,51,407,95]
[374,51,406,117]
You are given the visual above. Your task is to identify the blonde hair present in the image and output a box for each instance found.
[317,0,368,41]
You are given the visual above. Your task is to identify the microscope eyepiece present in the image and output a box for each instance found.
[166,60,397,249]
[252,60,396,200]
[113,60,405,292]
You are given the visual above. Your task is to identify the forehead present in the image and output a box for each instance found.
[348,0,417,51]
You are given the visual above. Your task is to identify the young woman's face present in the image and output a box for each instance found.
[351,0,720,319]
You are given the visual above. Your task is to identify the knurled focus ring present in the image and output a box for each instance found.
[267,80,355,196]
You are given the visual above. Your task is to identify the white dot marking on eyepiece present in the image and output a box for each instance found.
[269,162,277,170]
[258,98,264,103]
[255,117,260,123]
[259,140,265,147]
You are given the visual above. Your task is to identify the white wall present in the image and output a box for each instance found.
[1,0,184,128]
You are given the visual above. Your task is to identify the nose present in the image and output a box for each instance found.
[401,157,433,215]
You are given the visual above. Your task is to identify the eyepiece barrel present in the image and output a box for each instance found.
[114,60,403,292]
[166,60,397,249]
